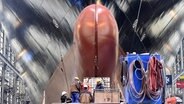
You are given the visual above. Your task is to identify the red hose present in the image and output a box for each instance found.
[146,56,164,101]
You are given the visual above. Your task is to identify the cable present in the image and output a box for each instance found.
[56,2,79,93]
[126,55,164,103]
[146,56,164,102]
[115,0,147,52]
[135,68,144,80]
[127,60,146,103]
[136,0,143,28]
[61,56,70,94]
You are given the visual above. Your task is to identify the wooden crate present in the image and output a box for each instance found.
[94,89,120,103]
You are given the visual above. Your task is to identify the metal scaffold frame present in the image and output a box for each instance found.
[169,38,184,104]
[0,29,30,104]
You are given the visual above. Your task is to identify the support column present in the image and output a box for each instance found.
[12,75,17,104]
[1,29,6,104]
[180,42,183,70]
[181,41,184,104]
[171,66,174,95]
[1,64,6,104]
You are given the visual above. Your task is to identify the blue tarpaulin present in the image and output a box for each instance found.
[124,53,162,104]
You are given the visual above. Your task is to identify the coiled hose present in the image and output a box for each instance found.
[146,56,164,101]
[128,60,146,103]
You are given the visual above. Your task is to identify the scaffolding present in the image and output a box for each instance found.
[169,38,184,103]
[0,28,30,103]
[83,77,111,93]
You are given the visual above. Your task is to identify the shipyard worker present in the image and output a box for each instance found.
[95,79,104,90]
[60,91,72,103]
[70,77,82,103]
[80,85,93,103]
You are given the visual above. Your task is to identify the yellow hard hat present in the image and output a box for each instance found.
[96,79,101,83]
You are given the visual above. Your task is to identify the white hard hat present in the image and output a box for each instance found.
[61,91,67,96]
[74,77,79,80]
[84,85,88,88]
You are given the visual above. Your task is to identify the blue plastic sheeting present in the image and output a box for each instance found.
[124,53,162,104]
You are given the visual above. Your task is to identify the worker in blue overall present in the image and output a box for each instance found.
[95,79,104,90]
[70,77,81,103]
